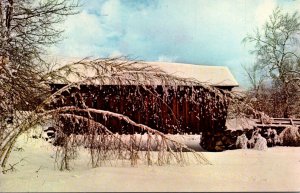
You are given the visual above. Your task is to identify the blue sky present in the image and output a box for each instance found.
[49,0,300,88]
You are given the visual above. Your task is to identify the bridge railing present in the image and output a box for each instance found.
[254,118,300,128]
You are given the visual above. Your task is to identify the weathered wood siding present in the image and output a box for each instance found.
[50,84,229,135]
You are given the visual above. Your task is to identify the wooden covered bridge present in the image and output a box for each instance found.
[49,61,239,151]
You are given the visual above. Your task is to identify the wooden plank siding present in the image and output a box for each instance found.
[49,84,229,135]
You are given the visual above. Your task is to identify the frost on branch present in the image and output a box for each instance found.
[52,109,211,170]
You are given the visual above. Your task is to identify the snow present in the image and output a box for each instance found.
[1,135,300,192]
[253,134,268,151]
[226,118,256,130]
[48,57,239,87]
[146,61,239,87]
[236,134,248,149]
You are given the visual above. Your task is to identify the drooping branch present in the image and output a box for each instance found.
[54,113,210,168]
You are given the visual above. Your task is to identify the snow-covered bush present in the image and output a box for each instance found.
[266,128,280,146]
[248,128,260,148]
[247,128,268,150]
[253,134,268,151]
[278,126,300,146]
[236,134,248,149]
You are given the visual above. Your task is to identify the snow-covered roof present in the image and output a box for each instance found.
[50,58,239,87]
[147,61,239,87]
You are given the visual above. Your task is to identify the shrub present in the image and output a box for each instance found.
[248,128,261,149]
[278,126,300,146]
[253,134,268,151]
[236,134,248,149]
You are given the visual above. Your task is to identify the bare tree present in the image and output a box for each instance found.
[0,0,79,171]
[243,7,300,118]
[0,0,79,120]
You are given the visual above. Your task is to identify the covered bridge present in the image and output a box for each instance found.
[49,61,239,151]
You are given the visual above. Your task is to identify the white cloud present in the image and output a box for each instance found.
[101,0,119,14]
[101,0,122,25]
[255,0,277,27]
[64,11,105,43]
[109,50,123,58]
[157,55,178,63]
[49,10,106,57]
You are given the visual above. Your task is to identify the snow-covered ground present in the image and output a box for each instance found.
[1,134,300,192]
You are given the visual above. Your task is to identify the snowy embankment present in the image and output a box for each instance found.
[1,134,300,192]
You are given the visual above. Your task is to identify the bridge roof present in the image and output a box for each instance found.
[147,61,239,87]
[49,58,239,87]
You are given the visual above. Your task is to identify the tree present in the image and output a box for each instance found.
[0,0,79,115]
[0,0,80,170]
[243,7,300,118]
